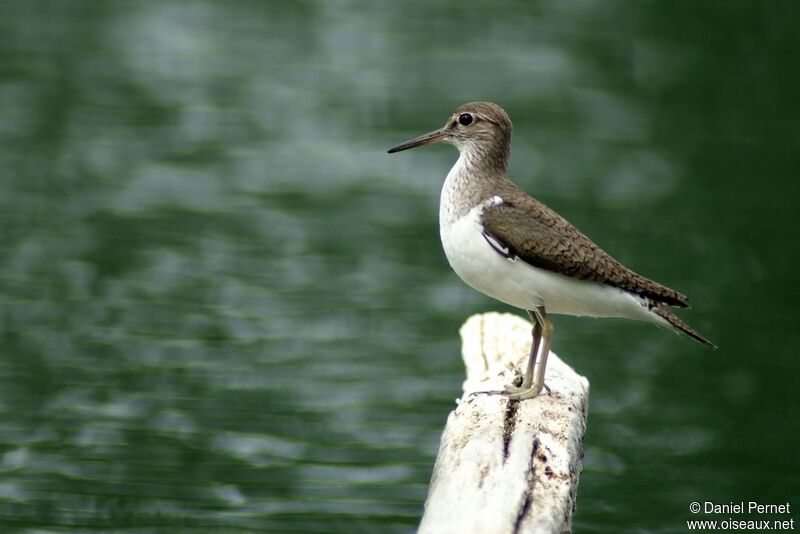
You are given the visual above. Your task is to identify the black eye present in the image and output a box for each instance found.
[458,113,473,126]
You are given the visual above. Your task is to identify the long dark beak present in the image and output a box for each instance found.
[387,127,448,153]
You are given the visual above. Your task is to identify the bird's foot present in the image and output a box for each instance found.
[470,382,550,400]
[502,381,550,400]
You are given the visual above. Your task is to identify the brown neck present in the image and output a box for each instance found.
[463,135,510,176]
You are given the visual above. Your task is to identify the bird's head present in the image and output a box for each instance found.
[388,102,512,168]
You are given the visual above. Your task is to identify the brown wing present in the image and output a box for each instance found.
[481,190,689,308]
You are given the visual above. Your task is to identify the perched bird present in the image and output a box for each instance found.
[388,102,713,400]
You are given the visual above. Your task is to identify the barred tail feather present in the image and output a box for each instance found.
[651,304,716,349]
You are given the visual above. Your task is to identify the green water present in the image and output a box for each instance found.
[1,1,798,532]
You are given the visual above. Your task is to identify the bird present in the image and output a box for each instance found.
[387,102,713,400]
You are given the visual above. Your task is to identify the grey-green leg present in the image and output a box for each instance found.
[471,306,552,401]
[501,309,542,394]
[504,306,552,400]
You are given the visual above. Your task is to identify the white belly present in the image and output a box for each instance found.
[440,205,657,322]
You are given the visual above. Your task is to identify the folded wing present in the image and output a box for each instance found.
[481,190,689,308]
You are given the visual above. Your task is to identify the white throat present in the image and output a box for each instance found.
[439,152,483,229]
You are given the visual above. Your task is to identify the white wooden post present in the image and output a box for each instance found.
[418,313,590,534]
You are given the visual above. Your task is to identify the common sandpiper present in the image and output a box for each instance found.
[388,102,713,400]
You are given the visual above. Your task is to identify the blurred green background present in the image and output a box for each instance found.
[1,1,798,532]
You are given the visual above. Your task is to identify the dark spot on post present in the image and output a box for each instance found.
[477,464,489,489]
[502,399,519,460]
[513,488,533,533]
[513,438,538,534]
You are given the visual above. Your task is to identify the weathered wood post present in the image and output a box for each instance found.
[418,313,590,534]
